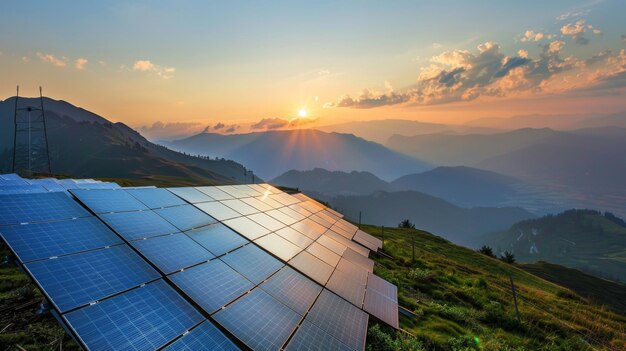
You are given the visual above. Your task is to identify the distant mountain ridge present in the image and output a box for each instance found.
[163,129,432,181]
[272,166,563,213]
[0,96,249,185]
[487,209,626,282]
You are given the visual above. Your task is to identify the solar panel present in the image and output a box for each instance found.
[289,251,334,285]
[291,220,325,241]
[170,259,253,314]
[353,230,382,251]
[255,195,283,209]
[306,242,341,267]
[317,234,347,256]
[247,212,286,231]
[240,197,274,212]
[164,320,239,351]
[213,288,302,351]
[265,209,299,225]
[195,201,241,221]
[155,205,217,231]
[285,320,352,351]
[25,245,159,312]
[186,223,248,256]
[221,244,283,284]
[222,217,270,240]
[366,273,398,302]
[275,227,314,249]
[99,210,180,241]
[232,184,263,197]
[306,290,369,351]
[126,188,187,209]
[336,259,369,286]
[71,189,148,213]
[216,185,251,199]
[363,289,399,329]
[196,186,233,201]
[326,269,366,307]
[64,280,203,351]
[0,184,48,194]
[277,206,307,221]
[324,229,369,257]
[255,233,302,261]
[131,233,214,274]
[309,214,335,228]
[287,204,313,218]
[0,192,90,226]
[0,217,122,263]
[221,199,259,215]
[259,266,322,315]
[167,187,215,203]
[342,248,375,272]
[0,173,24,181]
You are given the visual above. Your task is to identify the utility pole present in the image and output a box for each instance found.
[509,275,521,323]
[411,236,415,263]
[12,86,52,176]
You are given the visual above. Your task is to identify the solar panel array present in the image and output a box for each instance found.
[0,173,399,350]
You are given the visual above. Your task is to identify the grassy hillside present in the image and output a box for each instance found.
[361,224,626,351]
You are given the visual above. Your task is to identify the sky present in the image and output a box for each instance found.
[0,0,625,138]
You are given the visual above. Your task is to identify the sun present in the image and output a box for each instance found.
[298,108,307,118]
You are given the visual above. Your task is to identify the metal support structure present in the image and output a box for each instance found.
[12,86,52,176]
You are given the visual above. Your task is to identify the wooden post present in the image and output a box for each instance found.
[509,275,521,323]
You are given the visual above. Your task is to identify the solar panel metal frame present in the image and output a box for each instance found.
[70,189,149,213]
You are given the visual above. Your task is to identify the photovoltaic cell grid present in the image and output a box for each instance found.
[164,321,239,351]
[0,174,399,350]
[0,192,90,226]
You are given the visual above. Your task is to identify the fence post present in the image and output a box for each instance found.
[381,225,384,249]
[358,211,362,229]
[411,236,415,263]
[509,275,521,323]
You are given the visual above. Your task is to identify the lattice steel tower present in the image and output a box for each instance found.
[12,86,52,176]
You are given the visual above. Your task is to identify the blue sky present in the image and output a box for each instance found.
[0,0,624,136]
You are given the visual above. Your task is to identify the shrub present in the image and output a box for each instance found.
[398,219,416,229]
[478,245,496,257]
[500,251,516,264]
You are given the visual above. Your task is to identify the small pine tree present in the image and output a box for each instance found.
[478,245,495,258]
[500,251,516,264]
[398,219,415,229]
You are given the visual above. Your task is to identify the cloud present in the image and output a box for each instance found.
[521,30,545,42]
[37,52,67,67]
[213,122,226,130]
[332,40,597,108]
[250,117,317,130]
[560,20,601,45]
[21,56,30,63]
[74,58,88,70]
[432,43,443,49]
[139,121,207,140]
[556,9,591,21]
[132,60,176,79]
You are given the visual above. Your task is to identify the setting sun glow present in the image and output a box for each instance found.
[298,109,307,118]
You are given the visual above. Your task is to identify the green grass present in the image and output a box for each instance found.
[361,224,626,351]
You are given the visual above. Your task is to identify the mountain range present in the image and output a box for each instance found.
[0,97,249,185]
[487,209,626,282]
[162,130,432,180]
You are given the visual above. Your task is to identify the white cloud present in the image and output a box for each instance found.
[432,43,443,49]
[132,59,176,79]
[74,58,88,70]
[36,52,67,67]
[521,30,545,42]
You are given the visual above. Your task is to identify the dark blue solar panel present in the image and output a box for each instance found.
[259,266,322,315]
[99,210,179,241]
[213,288,301,351]
[155,205,217,231]
[0,173,24,181]
[0,184,48,193]
[167,187,215,203]
[164,320,239,351]
[131,233,214,274]
[186,223,248,256]
[126,188,187,209]
[170,260,253,314]
[0,192,90,226]
[0,217,122,263]
[285,321,352,351]
[71,189,148,213]
[305,290,369,351]
[64,280,203,351]
[25,245,159,312]
[221,244,283,284]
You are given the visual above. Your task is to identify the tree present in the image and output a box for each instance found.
[500,251,516,264]
[478,245,495,258]
[398,219,415,229]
